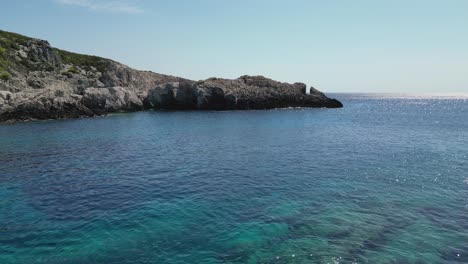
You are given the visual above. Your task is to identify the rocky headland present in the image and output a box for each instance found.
[0,30,342,122]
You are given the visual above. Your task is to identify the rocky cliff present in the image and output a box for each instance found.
[0,30,342,122]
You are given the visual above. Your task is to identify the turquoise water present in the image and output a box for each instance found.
[0,94,467,264]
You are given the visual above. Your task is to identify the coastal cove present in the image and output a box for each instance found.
[2,1,468,263]
[0,94,467,263]
[3,0,468,262]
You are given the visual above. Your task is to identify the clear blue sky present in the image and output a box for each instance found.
[1,0,467,93]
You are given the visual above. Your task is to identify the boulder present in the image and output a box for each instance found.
[25,39,61,66]
[145,82,198,109]
[82,87,143,112]
[0,91,12,102]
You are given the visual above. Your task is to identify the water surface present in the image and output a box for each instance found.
[0,94,467,263]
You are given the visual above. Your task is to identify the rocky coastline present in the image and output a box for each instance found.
[0,30,342,122]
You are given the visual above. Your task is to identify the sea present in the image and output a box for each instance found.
[0,93,467,263]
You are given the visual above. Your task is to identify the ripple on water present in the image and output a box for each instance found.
[0,95,467,263]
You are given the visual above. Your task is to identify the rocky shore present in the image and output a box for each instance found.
[0,30,342,122]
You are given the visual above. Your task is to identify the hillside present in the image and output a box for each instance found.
[0,29,342,122]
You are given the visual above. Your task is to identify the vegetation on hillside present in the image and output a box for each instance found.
[0,31,22,79]
[0,72,11,81]
[0,30,37,77]
[0,30,31,50]
[0,46,8,71]
[54,48,111,73]
[0,29,111,80]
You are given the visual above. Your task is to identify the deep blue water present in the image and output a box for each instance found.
[0,94,467,263]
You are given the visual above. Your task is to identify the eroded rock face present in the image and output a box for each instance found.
[139,76,342,111]
[0,75,342,122]
[0,90,12,102]
[24,39,61,66]
[82,87,143,112]
[0,89,94,122]
[145,82,198,109]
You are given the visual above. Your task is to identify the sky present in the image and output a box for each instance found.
[1,0,467,93]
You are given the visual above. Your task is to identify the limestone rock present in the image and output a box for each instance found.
[0,89,94,122]
[0,29,342,122]
[140,76,341,110]
[82,87,143,112]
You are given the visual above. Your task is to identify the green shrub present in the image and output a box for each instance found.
[44,64,55,72]
[0,72,11,81]
[19,59,36,71]
[67,66,79,74]
[61,71,72,78]
[0,57,8,67]
[0,47,8,67]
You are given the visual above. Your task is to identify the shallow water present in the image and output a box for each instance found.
[0,94,467,264]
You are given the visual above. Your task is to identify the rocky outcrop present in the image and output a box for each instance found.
[0,88,93,121]
[82,87,143,112]
[0,29,342,122]
[142,77,343,110]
